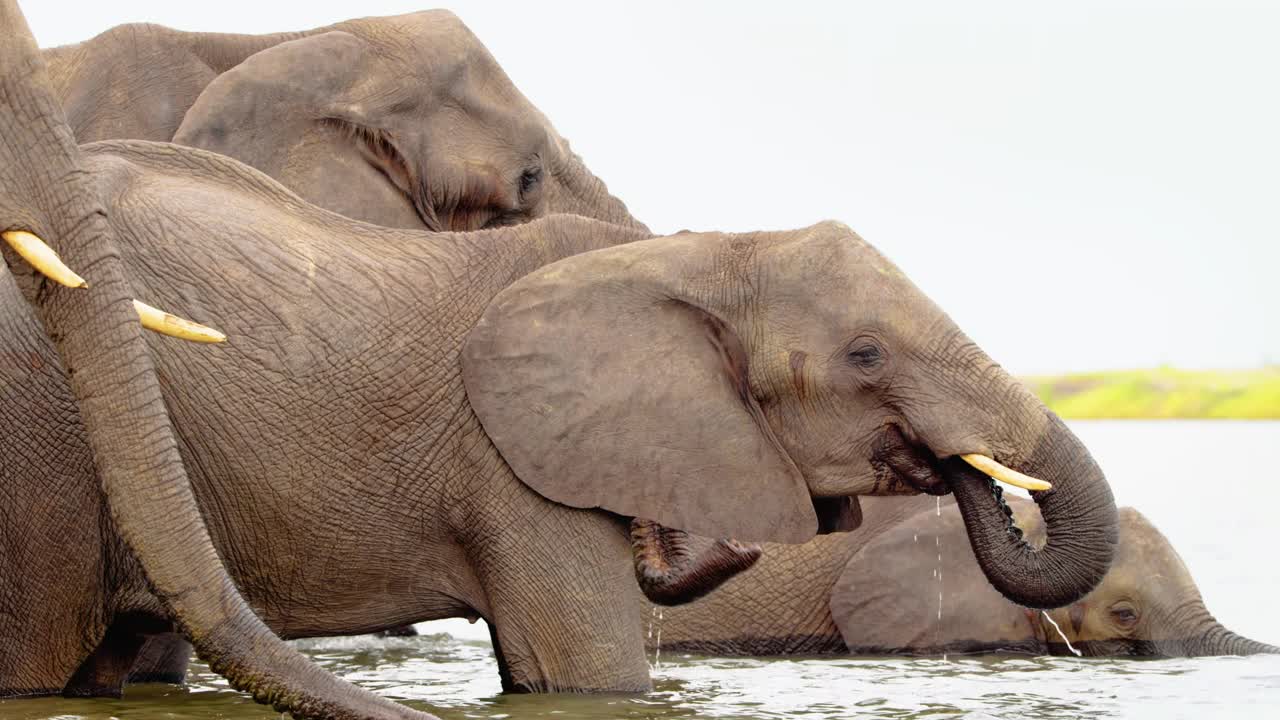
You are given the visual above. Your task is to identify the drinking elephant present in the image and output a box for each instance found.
[649,495,1278,658]
[2,5,1118,718]
[42,10,642,231]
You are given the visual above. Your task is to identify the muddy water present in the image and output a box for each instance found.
[4,421,1278,719]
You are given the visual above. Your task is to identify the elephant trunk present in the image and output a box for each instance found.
[949,410,1118,609]
[1207,629,1280,656]
[1181,622,1280,656]
[547,144,649,233]
[1,4,432,718]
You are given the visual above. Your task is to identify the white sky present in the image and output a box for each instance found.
[25,1,1280,374]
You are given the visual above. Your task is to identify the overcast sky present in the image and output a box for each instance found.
[25,1,1279,374]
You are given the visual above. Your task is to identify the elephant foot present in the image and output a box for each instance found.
[630,518,762,605]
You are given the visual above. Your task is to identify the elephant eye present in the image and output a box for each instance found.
[1110,604,1139,629]
[519,167,543,196]
[846,343,883,370]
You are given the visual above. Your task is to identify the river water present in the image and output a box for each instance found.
[5,421,1278,719]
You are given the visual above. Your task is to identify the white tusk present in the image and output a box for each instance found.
[960,453,1052,492]
[133,299,226,344]
[2,230,87,288]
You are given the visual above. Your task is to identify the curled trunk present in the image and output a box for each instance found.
[1,3,433,718]
[949,411,1118,610]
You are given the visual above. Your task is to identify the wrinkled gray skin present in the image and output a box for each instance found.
[5,15,1119,717]
[42,10,643,232]
[46,10,749,609]
[650,496,1278,658]
[1,141,1118,708]
[1,3,429,719]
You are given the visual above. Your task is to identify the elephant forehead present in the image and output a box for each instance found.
[1110,509,1197,586]
[758,227,915,298]
[358,11,503,81]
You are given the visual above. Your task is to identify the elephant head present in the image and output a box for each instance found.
[463,222,1118,609]
[834,498,1277,657]
[1,2,432,717]
[1038,507,1279,657]
[172,11,642,233]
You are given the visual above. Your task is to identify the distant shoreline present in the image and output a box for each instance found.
[1021,367,1280,420]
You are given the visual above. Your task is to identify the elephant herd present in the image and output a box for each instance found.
[0,4,1272,719]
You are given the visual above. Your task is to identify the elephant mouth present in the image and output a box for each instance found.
[871,425,949,495]
[871,425,1053,499]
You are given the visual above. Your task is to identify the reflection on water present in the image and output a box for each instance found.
[3,422,1278,719]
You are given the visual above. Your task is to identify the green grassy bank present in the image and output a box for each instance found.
[1022,367,1280,419]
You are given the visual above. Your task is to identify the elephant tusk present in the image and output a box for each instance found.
[2,230,88,288]
[133,299,227,343]
[960,453,1052,492]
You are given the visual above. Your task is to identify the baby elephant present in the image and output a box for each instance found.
[650,495,1278,658]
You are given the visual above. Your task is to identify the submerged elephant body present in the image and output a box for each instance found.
[649,495,1277,658]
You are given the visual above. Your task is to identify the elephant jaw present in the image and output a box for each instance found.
[629,518,762,606]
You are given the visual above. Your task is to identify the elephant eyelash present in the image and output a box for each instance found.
[845,341,886,371]
[519,167,542,197]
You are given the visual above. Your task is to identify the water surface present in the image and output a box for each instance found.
[6,421,1278,719]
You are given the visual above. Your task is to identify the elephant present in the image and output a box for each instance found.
[647,495,1278,658]
[41,10,644,232]
[2,3,433,718]
[2,3,1119,717]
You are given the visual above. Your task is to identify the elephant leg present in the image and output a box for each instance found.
[0,539,106,697]
[630,518,761,605]
[0,284,112,695]
[0,610,103,697]
[473,502,650,693]
[127,632,192,685]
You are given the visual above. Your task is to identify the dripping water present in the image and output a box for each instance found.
[934,524,945,660]
[1042,611,1083,657]
[653,608,664,669]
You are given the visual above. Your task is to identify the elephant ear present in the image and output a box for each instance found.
[831,499,1045,654]
[173,32,427,230]
[462,232,817,544]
